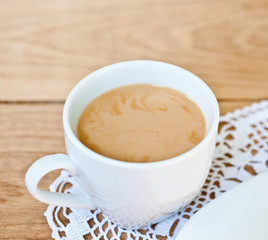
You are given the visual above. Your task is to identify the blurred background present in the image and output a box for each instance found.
[1,0,267,103]
[0,0,267,239]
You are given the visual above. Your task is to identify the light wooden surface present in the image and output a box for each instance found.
[0,0,267,239]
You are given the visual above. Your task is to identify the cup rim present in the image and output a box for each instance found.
[63,60,219,168]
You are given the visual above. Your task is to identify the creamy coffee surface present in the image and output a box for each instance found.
[77,84,206,163]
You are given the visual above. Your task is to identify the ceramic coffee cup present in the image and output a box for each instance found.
[25,60,219,229]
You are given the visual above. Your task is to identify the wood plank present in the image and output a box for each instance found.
[0,101,257,239]
[0,0,268,101]
[0,103,64,239]
[218,100,258,115]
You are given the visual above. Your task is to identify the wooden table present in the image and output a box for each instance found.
[0,0,267,239]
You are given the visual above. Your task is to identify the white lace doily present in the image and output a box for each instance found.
[45,100,268,240]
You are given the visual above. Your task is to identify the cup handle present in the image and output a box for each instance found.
[25,153,96,210]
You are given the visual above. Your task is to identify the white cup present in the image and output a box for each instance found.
[25,60,219,229]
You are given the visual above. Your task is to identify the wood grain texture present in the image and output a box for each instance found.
[0,0,267,239]
[0,104,64,240]
[0,0,268,101]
